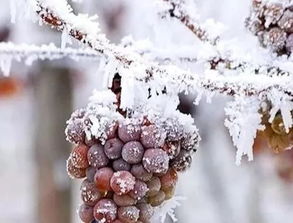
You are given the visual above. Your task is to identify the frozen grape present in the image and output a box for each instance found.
[141,125,165,148]
[94,199,117,222]
[159,168,178,191]
[137,203,154,222]
[278,10,293,33]
[66,157,86,179]
[79,204,94,223]
[162,141,181,159]
[104,138,124,160]
[71,144,89,169]
[146,176,161,197]
[131,164,153,182]
[106,122,118,139]
[94,167,114,193]
[81,180,102,206]
[113,159,131,171]
[163,185,176,200]
[122,141,144,164]
[142,149,169,174]
[85,137,98,147]
[86,167,97,182]
[171,150,192,172]
[113,194,137,206]
[148,191,166,207]
[110,171,136,195]
[117,206,140,223]
[66,119,85,144]
[129,180,148,200]
[88,144,109,168]
[118,123,141,143]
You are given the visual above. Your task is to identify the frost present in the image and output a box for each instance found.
[0,55,12,77]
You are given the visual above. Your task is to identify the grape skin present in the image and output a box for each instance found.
[113,159,131,172]
[122,141,145,164]
[137,203,154,222]
[117,206,140,223]
[113,194,137,206]
[94,167,114,193]
[104,138,124,160]
[110,171,136,195]
[71,144,89,169]
[79,204,94,223]
[88,144,109,168]
[142,149,169,174]
[118,123,141,143]
[130,164,153,182]
[66,157,86,179]
[94,199,117,223]
[81,180,102,206]
[129,180,148,200]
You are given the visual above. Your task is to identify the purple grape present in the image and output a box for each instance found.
[122,141,144,164]
[137,203,154,222]
[117,206,140,223]
[113,193,137,206]
[104,138,124,160]
[142,149,169,174]
[86,167,97,182]
[118,123,141,143]
[146,176,161,197]
[66,119,85,144]
[113,159,131,171]
[94,199,117,222]
[87,144,109,168]
[129,180,148,200]
[130,164,153,182]
[171,150,192,172]
[79,204,94,223]
[110,171,136,195]
[71,144,89,169]
[66,157,86,179]
[141,125,165,148]
[94,167,114,193]
[81,180,102,206]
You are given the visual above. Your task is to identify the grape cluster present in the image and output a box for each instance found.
[65,103,199,223]
[246,0,293,55]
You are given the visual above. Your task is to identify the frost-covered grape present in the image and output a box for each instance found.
[66,119,85,144]
[171,150,192,172]
[141,125,165,148]
[129,180,148,200]
[142,149,169,174]
[86,167,97,182]
[162,141,181,159]
[159,168,178,191]
[118,123,141,143]
[148,191,166,207]
[110,171,136,195]
[71,144,89,169]
[113,194,137,206]
[94,199,117,222]
[88,144,109,168]
[146,176,161,197]
[137,203,154,222]
[66,157,86,179]
[81,180,102,206]
[122,141,144,164]
[117,206,140,223]
[130,164,153,182]
[263,27,287,50]
[163,185,176,200]
[113,159,131,171]
[79,204,94,223]
[106,122,119,139]
[104,138,124,160]
[94,167,114,192]
[263,3,284,24]
[278,10,293,33]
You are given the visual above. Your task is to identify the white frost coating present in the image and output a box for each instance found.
[0,55,12,77]
[61,28,73,49]
[151,196,186,222]
[225,96,265,165]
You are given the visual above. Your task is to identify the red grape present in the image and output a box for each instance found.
[137,203,154,222]
[141,125,165,148]
[122,141,144,164]
[113,194,137,206]
[110,171,136,195]
[66,157,86,179]
[106,122,118,139]
[129,180,148,200]
[113,159,131,172]
[79,204,94,223]
[94,167,114,193]
[118,123,141,143]
[104,138,124,160]
[142,149,169,174]
[117,206,140,223]
[81,180,102,206]
[86,167,97,182]
[88,144,109,168]
[146,177,161,197]
[71,144,89,169]
[159,168,178,190]
[130,164,152,182]
[94,199,117,223]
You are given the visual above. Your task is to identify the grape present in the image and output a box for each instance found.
[81,180,102,206]
[86,167,97,182]
[162,141,181,159]
[104,138,124,160]
[94,167,114,193]
[118,123,141,143]
[142,149,169,174]
[94,199,117,223]
[278,10,293,33]
[163,185,175,200]
[148,191,166,207]
[159,168,178,191]
[117,206,140,223]
[71,144,89,169]
[141,125,165,148]
[137,203,154,222]
[130,164,152,182]
[171,150,192,172]
[106,121,118,139]
[88,144,109,168]
[122,141,144,164]
[113,194,137,206]
[85,137,98,147]
[113,159,131,171]
[66,119,85,144]
[286,34,293,53]
[110,171,136,195]
[129,180,148,200]
[79,204,94,223]
[66,157,86,179]
[146,176,161,197]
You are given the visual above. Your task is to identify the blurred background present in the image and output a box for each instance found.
[1,0,293,222]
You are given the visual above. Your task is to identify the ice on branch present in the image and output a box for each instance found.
[225,96,265,165]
